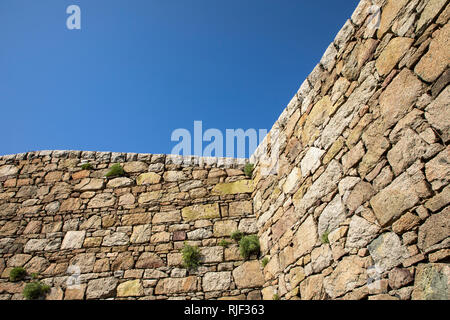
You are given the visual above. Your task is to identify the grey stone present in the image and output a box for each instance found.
[368,233,408,273]
[86,277,118,299]
[346,215,380,249]
[318,194,346,237]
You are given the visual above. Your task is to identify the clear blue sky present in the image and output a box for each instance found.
[0,0,359,157]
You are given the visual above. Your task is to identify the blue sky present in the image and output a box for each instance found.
[0,0,359,157]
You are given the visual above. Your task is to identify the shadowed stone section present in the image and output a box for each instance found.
[117,280,144,297]
[233,261,264,289]
[425,87,450,144]
[377,0,410,38]
[61,231,86,250]
[416,0,448,32]
[182,203,220,221]
[86,277,118,299]
[154,277,198,295]
[412,264,449,300]
[212,180,254,195]
[417,209,450,251]
[368,233,408,273]
[415,22,450,82]
[294,160,342,216]
[370,165,430,226]
[324,255,371,299]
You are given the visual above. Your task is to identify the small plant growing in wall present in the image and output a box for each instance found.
[273,293,280,300]
[261,257,269,268]
[218,239,231,248]
[105,163,125,178]
[9,267,27,282]
[81,162,93,170]
[244,163,254,178]
[23,281,50,300]
[230,230,244,242]
[182,242,201,270]
[239,235,260,260]
[321,230,330,244]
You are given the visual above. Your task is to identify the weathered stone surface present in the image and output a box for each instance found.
[106,177,133,188]
[425,87,450,143]
[136,252,164,269]
[136,172,161,185]
[311,245,333,274]
[376,37,414,76]
[187,228,212,240]
[228,201,252,217]
[301,148,325,177]
[117,280,143,297]
[151,231,170,243]
[379,69,423,130]
[370,167,430,226]
[283,167,302,194]
[294,160,342,216]
[412,263,449,300]
[212,180,254,195]
[345,181,375,212]
[23,256,49,274]
[121,213,151,226]
[319,75,377,149]
[200,246,223,263]
[130,224,152,244]
[118,193,135,206]
[417,0,448,31]
[392,212,420,234]
[415,22,450,82]
[23,239,49,253]
[138,191,161,204]
[102,232,129,247]
[60,198,81,212]
[123,161,147,173]
[417,209,450,251]
[203,272,231,292]
[0,165,18,177]
[86,277,118,299]
[425,185,450,212]
[69,253,96,273]
[388,267,414,290]
[377,0,410,38]
[324,255,371,299]
[7,254,32,267]
[61,231,86,250]
[154,277,197,294]
[152,211,181,224]
[300,274,326,300]
[213,220,237,237]
[163,170,187,182]
[368,233,408,273]
[387,129,430,176]
[318,195,346,236]
[112,252,134,271]
[88,193,116,208]
[342,142,364,173]
[182,203,220,221]
[74,178,104,191]
[346,215,380,249]
[425,145,450,190]
[293,215,317,259]
[238,218,258,234]
[233,261,264,289]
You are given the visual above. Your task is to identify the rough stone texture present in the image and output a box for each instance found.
[368,233,408,273]
[412,264,449,300]
[0,1,447,301]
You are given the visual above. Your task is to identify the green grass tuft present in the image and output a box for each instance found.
[181,242,201,270]
[218,239,231,248]
[239,235,260,260]
[23,282,50,300]
[261,257,269,268]
[105,163,125,178]
[9,267,27,282]
[244,163,255,178]
[230,230,244,242]
[81,163,93,170]
[321,230,330,244]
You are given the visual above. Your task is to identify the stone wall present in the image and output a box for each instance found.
[0,151,264,300]
[251,0,449,300]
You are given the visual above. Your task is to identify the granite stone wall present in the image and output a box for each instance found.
[0,151,263,300]
[250,0,449,300]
